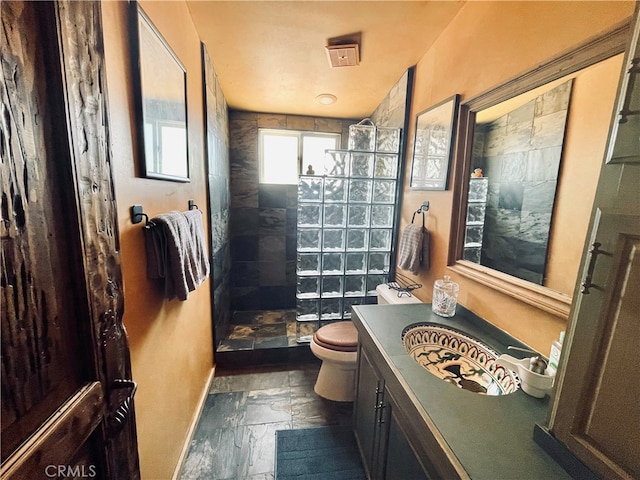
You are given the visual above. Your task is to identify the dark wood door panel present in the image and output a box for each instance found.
[1,0,87,460]
[1,382,104,479]
[1,1,140,477]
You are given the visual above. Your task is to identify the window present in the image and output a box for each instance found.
[259,129,341,184]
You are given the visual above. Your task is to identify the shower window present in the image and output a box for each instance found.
[258,129,340,184]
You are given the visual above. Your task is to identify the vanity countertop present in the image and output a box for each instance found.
[351,303,570,480]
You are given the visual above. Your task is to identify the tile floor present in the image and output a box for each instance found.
[179,362,354,480]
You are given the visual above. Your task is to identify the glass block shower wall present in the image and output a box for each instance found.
[295,124,401,342]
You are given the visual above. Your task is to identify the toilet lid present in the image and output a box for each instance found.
[313,321,358,352]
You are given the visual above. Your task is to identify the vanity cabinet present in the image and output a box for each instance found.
[354,346,430,480]
[351,303,571,479]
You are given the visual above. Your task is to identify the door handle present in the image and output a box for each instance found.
[581,242,612,294]
[106,379,137,437]
[373,382,382,411]
[377,403,386,425]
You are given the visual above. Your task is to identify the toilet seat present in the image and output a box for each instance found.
[313,321,358,352]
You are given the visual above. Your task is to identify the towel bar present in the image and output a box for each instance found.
[131,200,198,226]
[131,205,153,226]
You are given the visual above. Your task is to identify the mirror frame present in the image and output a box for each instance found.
[130,1,190,182]
[448,20,631,319]
[409,94,460,190]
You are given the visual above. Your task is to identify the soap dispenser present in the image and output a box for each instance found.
[432,275,459,317]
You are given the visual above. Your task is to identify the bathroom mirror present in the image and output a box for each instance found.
[462,78,573,286]
[449,23,630,318]
[131,2,190,182]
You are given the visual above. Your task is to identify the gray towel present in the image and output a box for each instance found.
[143,210,210,301]
[183,209,210,290]
[397,224,430,274]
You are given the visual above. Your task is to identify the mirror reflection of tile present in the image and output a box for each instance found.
[470,80,572,285]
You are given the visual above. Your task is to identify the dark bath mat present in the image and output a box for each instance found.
[275,425,366,479]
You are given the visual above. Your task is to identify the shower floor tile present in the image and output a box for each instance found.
[219,309,299,351]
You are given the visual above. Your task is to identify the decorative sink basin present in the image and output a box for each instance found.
[402,323,520,396]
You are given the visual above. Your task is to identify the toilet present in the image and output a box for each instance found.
[310,284,421,401]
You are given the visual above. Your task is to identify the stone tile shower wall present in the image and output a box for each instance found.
[370,69,412,129]
[369,68,414,281]
[228,112,354,311]
[476,80,573,284]
[203,46,231,350]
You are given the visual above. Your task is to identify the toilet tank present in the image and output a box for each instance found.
[376,284,422,305]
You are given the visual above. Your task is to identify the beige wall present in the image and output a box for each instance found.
[102,1,213,478]
[546,56,624,294]
[400,1,634,355]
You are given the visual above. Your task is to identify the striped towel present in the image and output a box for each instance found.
[397,224,430,274]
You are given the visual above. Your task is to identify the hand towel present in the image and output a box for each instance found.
[144,221,166,280]
[397,224,430,274]
[143,210,210,301]
[183,209,210,291]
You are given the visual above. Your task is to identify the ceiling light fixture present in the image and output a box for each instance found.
[316,94,337,105]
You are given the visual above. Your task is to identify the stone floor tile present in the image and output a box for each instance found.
[243,387,292,425]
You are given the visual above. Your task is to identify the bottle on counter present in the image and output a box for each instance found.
[547,331,565,376]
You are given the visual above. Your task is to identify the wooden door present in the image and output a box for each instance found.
[548,5,640,479]
[1,1,140,479]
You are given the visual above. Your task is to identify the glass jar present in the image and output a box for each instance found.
[432,275,459,317]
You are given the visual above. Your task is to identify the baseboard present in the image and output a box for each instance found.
[172,366,216,480]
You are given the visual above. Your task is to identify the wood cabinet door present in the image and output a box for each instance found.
[1,1,139,478]
[354,346,382,479]
[549,5,640,479]
[379,388,430,480]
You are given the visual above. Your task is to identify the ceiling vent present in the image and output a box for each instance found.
[326,44,360,68]
[325,33,361,68]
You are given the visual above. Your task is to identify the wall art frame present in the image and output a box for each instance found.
[409,94,460,190]
[130,1,189,182]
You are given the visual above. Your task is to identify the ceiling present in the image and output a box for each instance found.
[186,1,466,119]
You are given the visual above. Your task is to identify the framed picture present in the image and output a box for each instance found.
[131,1,189,182]
[409,94,460,190]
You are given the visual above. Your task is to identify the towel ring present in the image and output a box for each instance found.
[411,201,429,227]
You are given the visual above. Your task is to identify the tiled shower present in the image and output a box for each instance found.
[216,68,414,357]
